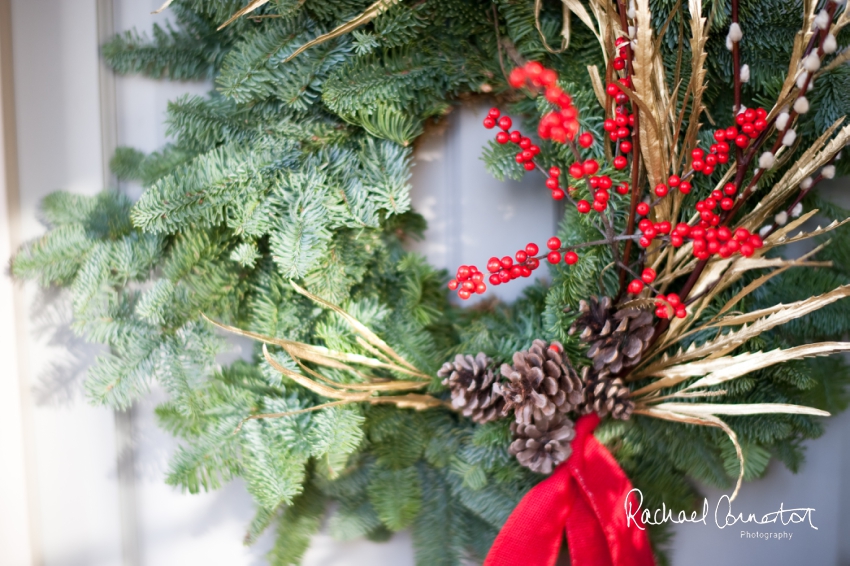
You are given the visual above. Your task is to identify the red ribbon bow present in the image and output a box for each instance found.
[484,414,655,566]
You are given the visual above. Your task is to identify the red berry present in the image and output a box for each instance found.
[510,131,522,143]
[577,200,591,214]
[692,148,705,159]
[508,68,526,88]
[549,166,561,178]
[545,177,559,190]
[510,266,522,279]
[589,176,600,189]
[628,279,645,294]
[639,236,652,248]
[471,272,484,283]
[526,243,539,256]
[702,165,714,176]
[720,197,734,210]
[725,126,738,139]
[723,183,737,195]
[744,108,756,122]
[734,228,750,241]
[740,243,754,257]
[515,250,528,263]
[614,57,626,70]
[717,153,729,164]
[616,182,629,195]
[606,83,620,97]
[638,219,653,231]
[641,268,657,283]
[668,175,681,187]
[675,307,687,319]
[636,202,650,216]
[735,134,749,148]
[583,159,599,175]
[643,226,657,239]
[500,256,513,268]
[578,132,594,148]
[483,117,496,129]
[528,257,540,270]
[564,251,579,265]
[714,129,726,142]
[457,265,470,280]
[487,258,501,273]
[726,239,740,253]
[462,280,475,291]
[448,279,459,290]
[569,163,584,178]
[707,240,720,254]
[551,189,565,200]
[741,122,755,136]
[717,142,730,154]
[613,156,628,169]
[539,68,558,86]
[756,108,768,119]
[547,251,561,264]
[524,162,535,171]
[692,159,705,171]
[496,131,509,144]
[748,235,764,248]
[616,127,630,139]
[655,306,669,318]
[735,113,747,126]
[603,119,616,132]
[489,274,501,285]
[498,116,512,130]
[488,107,501,118]
[657,221,671,234]
[519,137,531,150]
[499,271,511,283]
[671,235,684,247]
[655,184,669,197]
[592,200,607,212]
[620,141,633,153]
[458,289,471,300]
[547,237,562,250]
[705,153,717,167]
[521,150,533,161]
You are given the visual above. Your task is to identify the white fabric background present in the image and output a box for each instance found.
[2,1,849,565]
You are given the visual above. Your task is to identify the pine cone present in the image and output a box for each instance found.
[580,367,635,420]
[509,414,575,474]
[438,353,505,424]
[569,296,655,376]
[497,339,583,424]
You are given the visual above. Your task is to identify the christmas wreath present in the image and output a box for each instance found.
[13,0,850,563]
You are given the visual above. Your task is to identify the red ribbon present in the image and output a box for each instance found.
[484,414,655,566]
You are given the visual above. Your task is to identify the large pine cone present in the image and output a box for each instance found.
[497,339,583,424]
[580,367,635,420]
[438,353,505,424]
[509,414,576,474]
[569,296,654,376]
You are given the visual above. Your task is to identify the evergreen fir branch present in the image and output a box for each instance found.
[267,482,326,564]
[12,224,94,286]
[307,406,365,479]
[367,465,422,531]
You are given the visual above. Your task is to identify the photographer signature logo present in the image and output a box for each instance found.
[624,488,817,535]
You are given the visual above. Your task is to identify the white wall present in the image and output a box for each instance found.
[2,2,850,566]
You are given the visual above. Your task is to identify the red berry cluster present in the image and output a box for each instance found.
[484,109,541,172]
[447,265,487,300]
[545,167,566,201]
[447,238,581,300]
[602,37,636,171]
[691,107,769,178]
[654,293,687,319]
[626,267,657,294]
[508,62,579,143]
